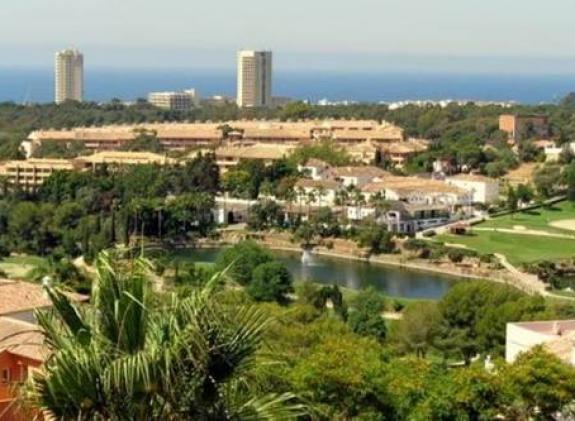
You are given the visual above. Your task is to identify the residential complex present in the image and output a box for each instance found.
[22,119,408,157]
[0,158,77,190]
[5,118,506,234]
[237,50,272,108]
[54,49,84,104]
[148,89,200,111]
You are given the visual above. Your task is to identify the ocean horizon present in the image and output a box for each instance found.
[1,67,575,105]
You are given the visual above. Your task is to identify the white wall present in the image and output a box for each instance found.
[505,324,555,363]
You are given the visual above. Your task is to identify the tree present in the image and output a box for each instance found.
[395,302,440,358]
[515,183,534,204]
[289,334,390,419]
[215,240,274,285]
[533,164,563,199]
[435,281,531,363]
[247,199,284,231]
[121,128,164,153]
[348,288,387,342]
[355,219,395,254]
[24,251,303,420]
[504,346,575,419]
[248,261,294,303]
[566,162,575,202]
[507,185,518,216]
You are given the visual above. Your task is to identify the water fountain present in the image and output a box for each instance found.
[301,248,313,264]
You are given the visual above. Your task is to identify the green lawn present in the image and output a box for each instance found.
[0,255,46,278]
[437,231,575,266]
[480,201,575,235]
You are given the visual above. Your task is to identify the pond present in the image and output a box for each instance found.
[173,248,458,300]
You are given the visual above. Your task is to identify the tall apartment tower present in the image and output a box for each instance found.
[54,49,84,104]
[236,50,272,108]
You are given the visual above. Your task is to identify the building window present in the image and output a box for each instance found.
[1,368,10,383]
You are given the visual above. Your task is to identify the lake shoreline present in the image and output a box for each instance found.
[191,240,493,282]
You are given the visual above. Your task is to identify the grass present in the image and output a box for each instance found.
[437,231,575,266]
[0,255,46,278]
[480,201,575,235]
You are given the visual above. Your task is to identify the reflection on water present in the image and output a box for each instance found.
[180,248,457,300]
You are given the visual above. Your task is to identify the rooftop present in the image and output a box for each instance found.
[75,151,175,165]
[0,317,45,362]
[215,144,296,160]
[447,173,498,183]
[0,279,86,316]
[327,166,390,179]
[362,176,465,195]
[295,178,341,190]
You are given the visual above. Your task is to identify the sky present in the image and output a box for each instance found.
[1,0,575,73]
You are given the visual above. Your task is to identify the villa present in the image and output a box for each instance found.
[0,280,87,420]
[445,173,500,204]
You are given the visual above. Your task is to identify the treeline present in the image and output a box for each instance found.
[0,154,220,260]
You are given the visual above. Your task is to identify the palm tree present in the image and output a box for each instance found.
[23,251,304,420]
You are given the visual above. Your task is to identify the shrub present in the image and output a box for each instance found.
[447,249,465,263]
[216,240,273,285]
[247,261,294,303]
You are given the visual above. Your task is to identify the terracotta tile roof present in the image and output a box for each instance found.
[215,144,296,160]
[327,166,390,178]
[448,173,498,183]
[0,317,46,362]
[0,279,87,316]
[362,176,465,195]
[75,151,175,165]
[295,178,341,190]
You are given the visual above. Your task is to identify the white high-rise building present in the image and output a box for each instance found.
[236,50,272,108]
[55,49,84,104]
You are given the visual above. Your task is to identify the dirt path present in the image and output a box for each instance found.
[549,219,575,232]
[492,253,548,295]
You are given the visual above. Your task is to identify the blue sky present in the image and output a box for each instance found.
[1,0,575,73]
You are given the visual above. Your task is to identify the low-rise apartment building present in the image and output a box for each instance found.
[214,144,296,173]
[24,123,224,156]
[148,89,200,111]
[294,178,341,207]
[74,151,175,171]
[326,166,389,188]
[361,177,470,208]
[380,139,429,168]
[445,174,500,204]
[298,159,331,180]
[0,158,76,190]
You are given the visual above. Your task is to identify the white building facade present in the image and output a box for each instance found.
[55,49,84,104]
[445,175,500,204]
[237,50,272,108]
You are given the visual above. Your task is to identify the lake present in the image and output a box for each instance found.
[175,248,457,300]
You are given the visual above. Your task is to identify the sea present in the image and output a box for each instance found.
[1,68,575,105]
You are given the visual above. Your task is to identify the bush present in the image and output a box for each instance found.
[216,240,273,285]
[348,288,387,342]
[447,249,465,263]
[247,261,294,303]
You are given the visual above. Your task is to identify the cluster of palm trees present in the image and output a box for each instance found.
[22,252,304,420]
[283,184,392,221]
